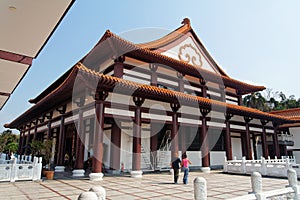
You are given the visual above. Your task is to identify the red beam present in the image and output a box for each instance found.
[0,50,33,65]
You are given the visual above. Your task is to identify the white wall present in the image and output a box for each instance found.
[103,129,111,168]
[210,151,226,166]
[120,130,132,171]
[232,137,242,159]
[289,127,300,163]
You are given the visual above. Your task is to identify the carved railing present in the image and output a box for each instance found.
[227,169,299,200]
[194,169,299,200]
[0,155,42,182]
[224,156,299,178]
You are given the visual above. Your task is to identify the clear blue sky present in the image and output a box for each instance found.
[1,0,300,133]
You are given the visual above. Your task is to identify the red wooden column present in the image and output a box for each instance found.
[237,91,243,106]
[110,121,121,171]
[56,116,65,165]
[244,116,253,160]
[272,122,280,158]
[56,105,67,166]
[149,63,158,86]
[21,126,29,155]
[44,111,53,140]
[170,103,180,160]
[114,56,124,78]
[225,113,233,160]
[25,126,31,155]
[177,72,184,92]
[200,79,207,98]
[200,108,210,170]
[18,128,25,155]
[220,85,226,102]
[260,120,269,158]
[92,91,108,173]
[33,119,38,141]
[132,96,144,172]
[74,96,86,171]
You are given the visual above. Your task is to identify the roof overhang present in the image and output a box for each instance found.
[5,63,294,129]
[0,0,75,110]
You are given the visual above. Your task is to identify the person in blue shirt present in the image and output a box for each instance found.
[171,152,181,184]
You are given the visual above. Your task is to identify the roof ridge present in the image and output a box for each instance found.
[87,29,265,94]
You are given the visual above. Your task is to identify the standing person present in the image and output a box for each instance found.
[181,153,192,184]
[64,153,69,168]
[170,152,181,184]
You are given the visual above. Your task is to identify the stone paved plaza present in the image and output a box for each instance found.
[0,170,292,199]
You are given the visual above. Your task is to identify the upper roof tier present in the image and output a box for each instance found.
[30,19,265,104]
[137,18,229,77]
[80,18,265,93]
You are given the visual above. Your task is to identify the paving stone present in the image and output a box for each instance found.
[0,170,297,199]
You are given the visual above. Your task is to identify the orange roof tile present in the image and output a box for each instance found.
[83,30,265,95]
[5,62,295,129]
[270,108,300,119]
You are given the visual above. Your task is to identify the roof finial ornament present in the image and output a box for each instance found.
[181,18,191,28]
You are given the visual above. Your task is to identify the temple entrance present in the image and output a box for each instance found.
[64,124,76,170]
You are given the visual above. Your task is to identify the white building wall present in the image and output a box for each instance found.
[120,127,133,171]
[289,127,300,164]
[103,129,111,169]
[232,137,242,159]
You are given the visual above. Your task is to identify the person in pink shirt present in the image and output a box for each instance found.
[181,153,192,184]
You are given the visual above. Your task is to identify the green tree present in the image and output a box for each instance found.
[0,130,19,154]
[30,140,44,156]
[243,92,268,111]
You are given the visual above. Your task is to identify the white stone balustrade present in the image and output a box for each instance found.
[223,156,300,178]
[194,169,299,200]
[0,155,42,182]
[228,169,299,200]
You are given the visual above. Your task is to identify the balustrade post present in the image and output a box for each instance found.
[10,158,17,182]
[286,158,291,170]
[242,157,246,174]
[261,157,267,176]
[287,169,299,200]
[89,186,106,200]
[223,156,228,172]
[250,172,262,194]
[194,177,207,200]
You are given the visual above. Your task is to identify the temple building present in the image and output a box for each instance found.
[5,19,299,178]
[270,108,300,162]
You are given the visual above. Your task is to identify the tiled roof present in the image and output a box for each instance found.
[31,22,266,105]
[83,29,265,95]
[270,108,300,120]
[75,63,293,123]
[6,62,296,129]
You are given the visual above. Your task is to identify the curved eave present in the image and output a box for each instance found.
[100,31,265,95]
[29,67,74,104]
[136,23,191,50]
[5,63,292,129]
[5,65,80,129]
[76,63,293,124]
